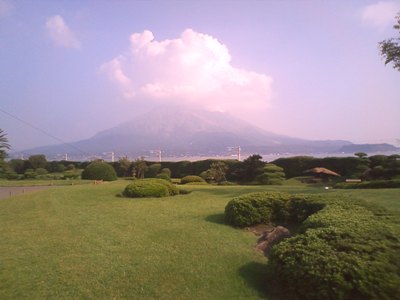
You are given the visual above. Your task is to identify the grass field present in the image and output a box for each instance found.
[0,181,399,299]
[0,179,92,187]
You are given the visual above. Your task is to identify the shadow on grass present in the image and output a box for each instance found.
[204,213,226,225]
[238,262,275,299]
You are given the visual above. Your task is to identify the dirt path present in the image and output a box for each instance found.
[0,186,54,199]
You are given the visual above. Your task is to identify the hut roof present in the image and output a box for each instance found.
[304,167,341,177]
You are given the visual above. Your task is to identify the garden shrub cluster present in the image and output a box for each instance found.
[123,178,179,198]
[224,192,324,227]
[224,192,400,299]
[334,179,400,189]
[81,161,117,181]
[180,175,206,184]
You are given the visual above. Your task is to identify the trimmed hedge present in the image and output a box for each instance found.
[224,191,400,299]
[180,175,206,184]
[81,161,117,181]
[224,192,324,227]
[334,179,400,189]
[123,178,179,198]
[268,200,400,299]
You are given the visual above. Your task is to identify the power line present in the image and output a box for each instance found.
[0,107,89,156]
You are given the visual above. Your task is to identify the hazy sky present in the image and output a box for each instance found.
[1,0,400,151]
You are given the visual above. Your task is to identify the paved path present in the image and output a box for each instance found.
[0,186,53,199]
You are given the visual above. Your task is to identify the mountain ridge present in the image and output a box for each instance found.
[14,106,376,158]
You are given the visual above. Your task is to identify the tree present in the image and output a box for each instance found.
[145,163,161,178]
[380,12,400,71]
[206,161,228,183]
[0,129,11,161]
[28,154,47,169]
[241,154,265,182]
[133,157,148,179]
[256,163,286,185]
[354,152,368,159]
[0,129,10,151]
[115,157,132,177]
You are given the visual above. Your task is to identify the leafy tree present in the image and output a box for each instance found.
[145,163,161,178]
[380,12,400,71]
[241,154,266,182]
[354,152,368,159]
[133,157,148,179]
[28,154,47,169]
[8,159,27,174]
[114,157,132,177]
[206,161,228,183]
[0,129,10,161]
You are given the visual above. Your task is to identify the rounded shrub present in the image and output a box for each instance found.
[181,175,206,184]
[267,200,400,299]
[224,192,290,227]
[156,173,171,181]
[81,161,117,181]
[123,178,179,198]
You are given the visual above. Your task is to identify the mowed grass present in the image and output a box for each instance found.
[0,182,399,299]
[0,179,92,187]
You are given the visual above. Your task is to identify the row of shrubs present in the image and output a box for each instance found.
[334,179,400,189]
[3,170,81,180]
[224,192,400,299]
[225,192,325,227]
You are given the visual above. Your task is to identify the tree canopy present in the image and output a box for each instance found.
[0,129,11,161]
[380,12,400,71]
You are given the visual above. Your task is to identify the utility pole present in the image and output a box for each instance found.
[228,146,241,161]
[150,150,162,162]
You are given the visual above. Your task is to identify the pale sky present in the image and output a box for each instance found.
[1,0,399,151]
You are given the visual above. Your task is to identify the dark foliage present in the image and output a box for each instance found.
[81,161,117,181]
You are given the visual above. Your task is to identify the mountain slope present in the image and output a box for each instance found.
[19,106,352,157]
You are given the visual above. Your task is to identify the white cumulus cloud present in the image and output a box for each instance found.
[101,29,273,117]
[45,15,81,49]
[361,1,400,29]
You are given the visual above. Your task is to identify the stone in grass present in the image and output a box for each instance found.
[256,226,290,256]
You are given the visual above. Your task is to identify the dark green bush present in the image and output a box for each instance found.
[63,171,80,180]
[334,179,400,189]
[225,191,400,298]
[123,178,179,198]
[181,175,206,184]
[267,200,400,299]
[81,161,117,181]
[224,192,291,227]
[156,173,171,181]
[141,178,179,196]
[24,169,36,179]
[35,168,48,175]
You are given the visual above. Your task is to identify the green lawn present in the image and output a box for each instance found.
[0,179,92,187]
[0,182,399,299]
